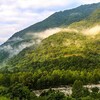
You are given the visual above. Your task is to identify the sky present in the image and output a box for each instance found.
[0,0,100,45]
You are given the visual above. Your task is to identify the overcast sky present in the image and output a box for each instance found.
[0,0,100,45]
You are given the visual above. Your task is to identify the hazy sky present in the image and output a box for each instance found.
[0,0,100,44]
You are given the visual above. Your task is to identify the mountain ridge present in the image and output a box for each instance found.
[0,2,100,65]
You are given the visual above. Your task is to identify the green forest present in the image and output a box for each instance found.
[0,79,100,100]
[0,2,100,100]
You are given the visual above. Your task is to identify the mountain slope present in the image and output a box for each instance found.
[69,8,100,29]
[2,5,99,72]
[6,28,100,72]
[0,2,100,65]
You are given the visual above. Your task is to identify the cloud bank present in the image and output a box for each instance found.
[83,25,100,36]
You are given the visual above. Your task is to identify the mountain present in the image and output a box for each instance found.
[0,3,100,96]
[6,26,100,72]
[0,2,100,65]
[3,7,100,72]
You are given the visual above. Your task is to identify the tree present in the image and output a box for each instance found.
[90,87,99,99]
[40,89,65,100]
[82,87,90,97]
[9,83,30,100]
[72,80,84,98]
[91,87,99,93]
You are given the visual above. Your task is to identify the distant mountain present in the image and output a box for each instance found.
[2,5,99,72]
[0,2,100,66]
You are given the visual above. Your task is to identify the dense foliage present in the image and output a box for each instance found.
[0,80,100,100]
[0,69,100,90]
[0,2,100,100]
[5,30,100,72]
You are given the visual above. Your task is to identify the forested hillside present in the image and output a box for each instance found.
[4,7,100,72]
[0,2,100,100]
[0,3,100,64]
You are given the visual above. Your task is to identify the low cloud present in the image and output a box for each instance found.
[33,28,61,39]
[0,42,34,57]
[0,28,61,57]
[8,37,23,42]
[82,25,100,36]
[0,25,100,60]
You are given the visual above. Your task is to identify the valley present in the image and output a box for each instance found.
[0,2,100,100]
